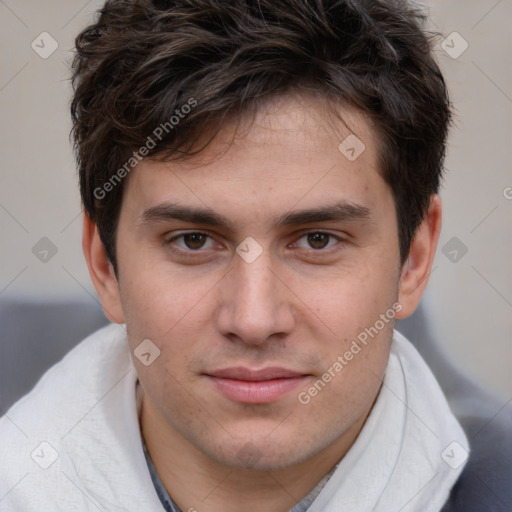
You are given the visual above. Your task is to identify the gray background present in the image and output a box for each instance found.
[1,0,511,399]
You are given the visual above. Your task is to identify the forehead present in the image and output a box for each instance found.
[123,93,388,220]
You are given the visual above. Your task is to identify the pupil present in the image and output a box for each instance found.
[185,233,206,249]
[308,233,328,249]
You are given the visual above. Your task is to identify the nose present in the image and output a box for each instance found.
[216,249,296,346]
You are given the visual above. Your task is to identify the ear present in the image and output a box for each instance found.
[82,212,125,324]
[396,195,442,319]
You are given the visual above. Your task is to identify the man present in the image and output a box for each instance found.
[0,0,502,510]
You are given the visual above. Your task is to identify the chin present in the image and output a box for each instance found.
[203,436,316,472]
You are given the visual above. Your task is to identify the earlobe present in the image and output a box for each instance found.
[82,212,125,324]
[396,195,442,319]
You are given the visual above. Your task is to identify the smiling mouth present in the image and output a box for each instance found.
[204,367,310,404]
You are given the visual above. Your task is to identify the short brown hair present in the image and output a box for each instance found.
[71,0,451,274]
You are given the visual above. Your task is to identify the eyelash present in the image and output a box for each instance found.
[164,231,345,255]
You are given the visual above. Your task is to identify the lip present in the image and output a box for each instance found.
[205,367,309,404]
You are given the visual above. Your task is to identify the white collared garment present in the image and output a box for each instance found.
[0,324,468,511]
[306,329,469,512]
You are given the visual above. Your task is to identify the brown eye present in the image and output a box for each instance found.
[292,231,341,252]
[164,231,225,263]
[307,232,330,249]
[182,233,208,249]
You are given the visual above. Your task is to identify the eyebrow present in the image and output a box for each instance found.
[278,202,371,226]
[140,200,371,230]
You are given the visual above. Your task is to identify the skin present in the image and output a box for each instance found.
[83,93,441,512]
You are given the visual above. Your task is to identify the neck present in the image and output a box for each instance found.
[140,393,371,512]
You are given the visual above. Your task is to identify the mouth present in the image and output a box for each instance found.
[204,367,310,404]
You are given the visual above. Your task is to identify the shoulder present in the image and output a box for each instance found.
[442,407,512,512]
[1,322,131,432]
[395,314,512,511]
[393,328,512,511]
[0,323,141,511]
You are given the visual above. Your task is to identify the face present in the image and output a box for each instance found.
[110,94,404,471]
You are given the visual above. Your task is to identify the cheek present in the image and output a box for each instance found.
[295,271,396,428]
[301,262,398,337]
[118,250,216,340]
[295,257,399,404]
[123,283,212,423]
